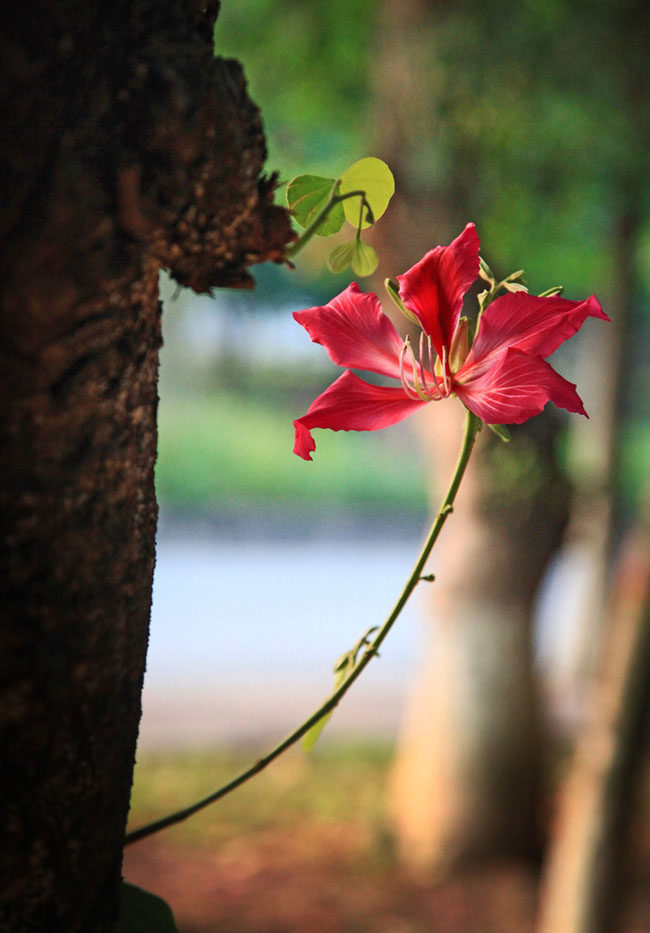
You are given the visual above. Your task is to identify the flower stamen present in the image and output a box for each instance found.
[400,337,435,402]
[424,333,446,399]
[407,340,433,402]
[440,345,451,394]
[400,334,451,402]
[399,338,423,401]
[418,331,444,400]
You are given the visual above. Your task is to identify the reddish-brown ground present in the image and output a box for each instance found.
[123,747,650,932]
[123,831,539,932]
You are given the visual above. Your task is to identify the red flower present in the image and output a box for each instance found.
[293,224,608,460]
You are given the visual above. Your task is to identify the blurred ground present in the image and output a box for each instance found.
[125,838,537,932]
[124,744,650,932]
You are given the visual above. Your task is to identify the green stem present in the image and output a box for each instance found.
[124,409,481,847]
[285,186,373,258]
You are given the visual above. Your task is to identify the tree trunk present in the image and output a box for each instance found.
[537,505,650,933]
[0,3,291,930]
[390,404,570,871]
[370,0,570,872]
[536,195,646,931]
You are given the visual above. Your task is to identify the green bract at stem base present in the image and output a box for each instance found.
[124,408,482,847]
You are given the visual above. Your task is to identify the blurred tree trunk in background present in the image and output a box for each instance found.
[369,0,469,279]
[536,4,650,921]
[371,0,572,872]
[544,203,638,727]
[538,55,650,927]
[390,404,569,870]
[0,2,290,930]
[538,502,650,933]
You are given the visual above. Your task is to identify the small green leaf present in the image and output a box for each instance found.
[302,626,378,752]
[301,710,334,752]
[286,175,345,236]
[488,423,512,442]
[114,883,178,933]
[327,242,355,273]
[351,241,379,277]
[302,655,351,751]
[339,157,395,230]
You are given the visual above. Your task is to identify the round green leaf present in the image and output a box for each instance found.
[327,242,355,273]
[339,157,395,230]
[351,241,379,277]
[286,175,345,236]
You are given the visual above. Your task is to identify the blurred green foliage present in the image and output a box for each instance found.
[390,0,648,294]
[154,1,650,521]
[213,0,650,381]
[155,391,426,517]
[214,0,377,179]
[214,0,649,292]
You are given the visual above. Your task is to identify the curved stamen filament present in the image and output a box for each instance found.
[420,332,444,400]
[399,339,424,401]
[400,334,449,402]
[440,345,451,394]
[417,332,433,399]
[406,339,433,402]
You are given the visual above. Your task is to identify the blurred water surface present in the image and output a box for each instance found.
[138,518,595,749]
[139,526,421,748]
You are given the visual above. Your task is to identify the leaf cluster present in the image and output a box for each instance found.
[286,157,395,276]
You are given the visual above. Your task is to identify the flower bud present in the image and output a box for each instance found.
[327,242,355,274]
[503,281,529,293]
[449,316,470,371]
[384,277,420,325]
[352,240,379,277]
[478,256,495,285]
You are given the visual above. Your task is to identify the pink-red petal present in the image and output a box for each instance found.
[293,370,425,460]
[293,283,405,380]
[455,347,587,425]
[396,223,480,358]
[465,292,607,379]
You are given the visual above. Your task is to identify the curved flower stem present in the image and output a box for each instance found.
[124,409,482,847]
[285,185,374,258]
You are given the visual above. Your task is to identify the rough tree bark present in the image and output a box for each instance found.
[0,3,291,931]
